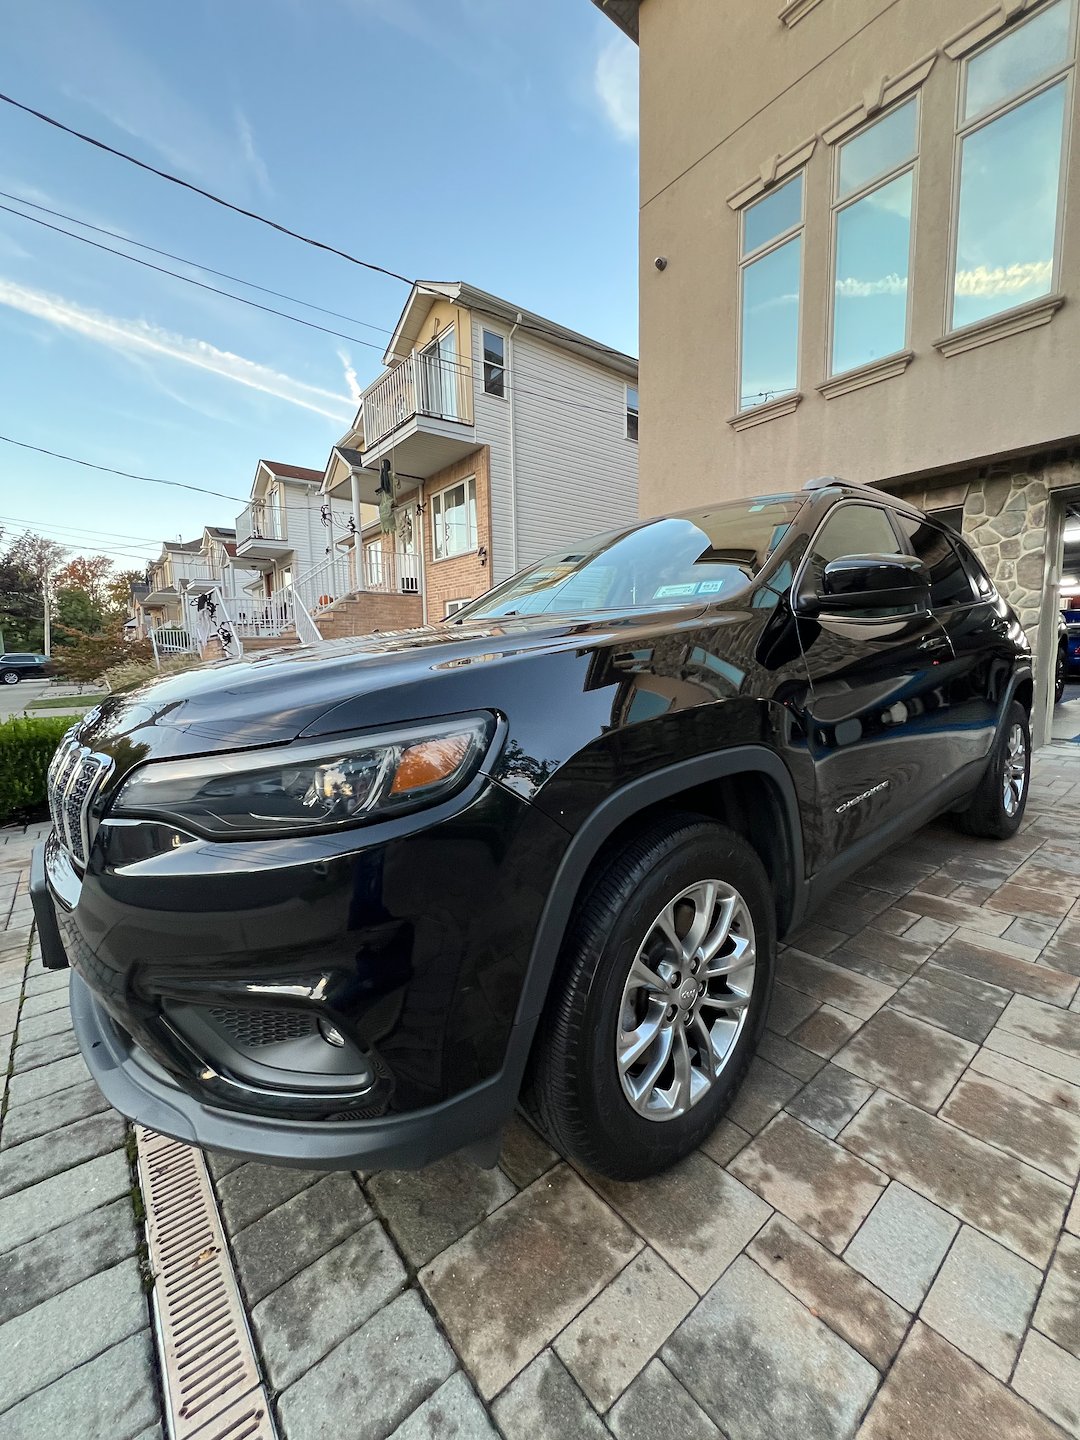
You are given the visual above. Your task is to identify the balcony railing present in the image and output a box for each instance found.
[235,500,286,546]
[361,351,473,450]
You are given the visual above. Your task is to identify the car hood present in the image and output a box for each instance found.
[77,607,709,765]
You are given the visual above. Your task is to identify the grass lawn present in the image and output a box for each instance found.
[24,694,102,710]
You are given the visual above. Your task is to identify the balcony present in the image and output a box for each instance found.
[235,501,291,562]
[360,351,477,479]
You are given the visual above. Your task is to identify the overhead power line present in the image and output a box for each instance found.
[0,91,412,285]
[0,203,390,353]
[0,203,637,421]
[0,189,394,335]
[0,434,246,502]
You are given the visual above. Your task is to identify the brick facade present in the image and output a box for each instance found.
[421,447,493,623]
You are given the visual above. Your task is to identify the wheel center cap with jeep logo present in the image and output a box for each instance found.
[679,980,699,1008]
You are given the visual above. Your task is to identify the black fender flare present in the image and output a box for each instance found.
[513,745,807,1029]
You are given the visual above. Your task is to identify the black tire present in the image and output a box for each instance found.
[1056,645,1067,705]
[0,670,19,685]
[954,700,1030,839]
[530,814,775,1180]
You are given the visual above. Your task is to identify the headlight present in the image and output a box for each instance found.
[110,715,494,837]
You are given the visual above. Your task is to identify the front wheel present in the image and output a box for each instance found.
[955,699,1030,839]
[530,815,775,1179]
[1056,646,1067,705]
[0,670,19,685]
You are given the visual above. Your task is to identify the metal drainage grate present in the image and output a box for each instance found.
[136,1126,276,1440]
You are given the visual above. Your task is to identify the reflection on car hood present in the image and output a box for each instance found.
[76,607,708,764]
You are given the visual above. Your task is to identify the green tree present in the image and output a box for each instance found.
[53,586,105,646]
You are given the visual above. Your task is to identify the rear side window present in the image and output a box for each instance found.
[956,540,995,598]
[896,516,975,608]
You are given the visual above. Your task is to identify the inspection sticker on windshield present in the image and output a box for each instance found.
[655,580,727,598]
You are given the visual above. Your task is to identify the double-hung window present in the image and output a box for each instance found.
[951,0,1074,331]
[482,330,505,397]
[431,476,477,560]
[738,173,804,413]
[626,385,639,440]
[830,99,918,376]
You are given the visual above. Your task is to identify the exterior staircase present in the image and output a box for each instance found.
[316,590,424,640]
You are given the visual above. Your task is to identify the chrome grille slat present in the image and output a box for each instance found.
[47,731,113,869]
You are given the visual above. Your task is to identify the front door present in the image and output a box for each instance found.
[792,500,955,866]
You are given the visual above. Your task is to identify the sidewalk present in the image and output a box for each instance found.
[4,750,1080,1437]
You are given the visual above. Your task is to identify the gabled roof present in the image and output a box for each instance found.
[591,0,639,42]
[261,460,323,483]
[383,281,638,379]
[203,525,237,541]
[161,538,202,553]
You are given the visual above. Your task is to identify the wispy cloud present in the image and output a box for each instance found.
[955,260,1052,298]
[0,278,355,422]
[594,34,638,143]
[835,274,909,298]
[338,349,364,403]
[42,0,272,195]
[234,108,273,197]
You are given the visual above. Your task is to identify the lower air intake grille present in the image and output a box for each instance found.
[208,1007,318,1048]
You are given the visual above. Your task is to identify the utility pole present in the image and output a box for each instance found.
[42,573,51,656]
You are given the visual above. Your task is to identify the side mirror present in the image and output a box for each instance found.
[798,552,930,616]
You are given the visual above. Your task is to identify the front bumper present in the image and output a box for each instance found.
[68,969,525,1170]
[30,773,567,1169]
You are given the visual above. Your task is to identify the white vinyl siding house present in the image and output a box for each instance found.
[469,312,638,584]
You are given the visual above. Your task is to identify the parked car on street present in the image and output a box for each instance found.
[32,479,1033,1179]
[0,652,53,685]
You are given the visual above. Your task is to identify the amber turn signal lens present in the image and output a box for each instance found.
[390,735,471,794]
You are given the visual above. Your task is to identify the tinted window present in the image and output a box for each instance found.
[811,504,902,567]
[459,496,805,619]
[956,539,995,598]
[896,516,975,607]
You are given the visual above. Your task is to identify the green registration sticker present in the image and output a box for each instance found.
[655,583,699,598]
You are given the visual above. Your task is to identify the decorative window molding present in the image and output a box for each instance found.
[817,350,914,399]
[944,0,1044,59]
[778,0,825,27]
[933,294,1065,356]
[727,136,817,211]
[821,52,938,146]
[727,392,803,432]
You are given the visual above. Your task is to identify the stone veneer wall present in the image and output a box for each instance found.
[893,455,1080,671]
[961,471,1049,647]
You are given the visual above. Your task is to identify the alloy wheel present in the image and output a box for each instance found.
[1002,722,1027,817]
[616,878,757,1121]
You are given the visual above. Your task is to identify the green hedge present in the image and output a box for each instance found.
[0,716,82,825]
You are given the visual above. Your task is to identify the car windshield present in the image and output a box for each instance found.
[457,495,804,620]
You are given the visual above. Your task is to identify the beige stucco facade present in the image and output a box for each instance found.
[632,0,1080,513]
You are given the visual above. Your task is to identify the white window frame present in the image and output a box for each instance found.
[430,475,478,561]
[736,172,806,414]
[626,384,639,441]
[827,97,920,378]
[482,328,506,398]
[946,0,1076,335]
[444,598,472,617]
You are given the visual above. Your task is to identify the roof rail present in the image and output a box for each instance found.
[802,476,884,498]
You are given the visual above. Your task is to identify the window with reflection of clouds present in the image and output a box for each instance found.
[952,0,1072,330]
[830,100,917,376]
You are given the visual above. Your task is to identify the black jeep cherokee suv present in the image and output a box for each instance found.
[31,479,1032,1180]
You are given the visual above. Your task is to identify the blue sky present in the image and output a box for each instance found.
[0,0,638,571]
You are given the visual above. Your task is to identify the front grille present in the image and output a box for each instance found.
[47,732,113,868]
[207,1006,318,1047]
